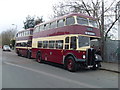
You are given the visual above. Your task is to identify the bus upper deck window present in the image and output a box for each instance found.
[57,19,64,28]
[66,17,75,25]
[77,17,88,25]
[39,25,44,31]
[51,21,57,29]
[89,20,98,28]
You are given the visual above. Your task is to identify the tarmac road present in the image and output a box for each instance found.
[1,49,118,88]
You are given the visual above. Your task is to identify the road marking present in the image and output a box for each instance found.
[4,61,101,88]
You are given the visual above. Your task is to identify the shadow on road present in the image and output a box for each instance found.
[39,61,97,73]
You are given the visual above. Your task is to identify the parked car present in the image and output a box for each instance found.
[3,45,11,51]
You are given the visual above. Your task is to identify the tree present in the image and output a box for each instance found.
[23,15,35,29]
[23,15,44,29]
[52,0,119,40]
[1,28,17,46]
[10,39,16,49]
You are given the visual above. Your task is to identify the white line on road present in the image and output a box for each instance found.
[4,61,101,88]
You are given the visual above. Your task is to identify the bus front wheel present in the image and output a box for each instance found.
[36,53,42,63]
[65,56,78,72]
[91,62,101,70]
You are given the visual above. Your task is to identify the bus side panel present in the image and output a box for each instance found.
[63,50,86,60]
[46,49,63,64]
[16,48,27,57]
[32,48,64,64]
[32,48,38,59]
[32,48,86,64]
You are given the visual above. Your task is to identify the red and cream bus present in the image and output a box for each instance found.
[15,28,33,59]
[31,13,102,72]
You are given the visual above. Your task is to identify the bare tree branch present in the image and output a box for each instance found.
[105,15,120,40]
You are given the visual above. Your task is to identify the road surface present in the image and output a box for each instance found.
[1,49,118,88]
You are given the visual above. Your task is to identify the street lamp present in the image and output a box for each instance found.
[101,0,105,60]
[12,24,17,31]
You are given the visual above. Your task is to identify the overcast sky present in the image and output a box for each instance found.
[0,0,59,32]
[0,0,119,40]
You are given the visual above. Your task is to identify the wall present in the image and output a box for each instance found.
[104,40,119,63]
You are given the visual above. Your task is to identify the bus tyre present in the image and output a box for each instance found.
[65,56,78,72]
[27,51,31,59]
[36,53,42,63]
[91,62,101,70]
[17,51,21,56]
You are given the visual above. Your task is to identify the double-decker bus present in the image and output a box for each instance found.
[31,13,102,72]
[15,28,33,59]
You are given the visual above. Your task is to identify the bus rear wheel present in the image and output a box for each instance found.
[27,51,31,59]
[65,56,78,72]
[17,51,21,56]
[36,53,42,63]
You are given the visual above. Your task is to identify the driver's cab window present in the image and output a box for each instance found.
[70,36,77,50]
[65,37,69,49]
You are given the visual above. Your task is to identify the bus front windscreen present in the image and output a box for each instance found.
[78,36,90,48]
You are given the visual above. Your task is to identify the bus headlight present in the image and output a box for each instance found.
[95,54,98,59]
[82,55,86,59]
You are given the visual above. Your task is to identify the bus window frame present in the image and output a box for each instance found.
[66,16,75,26]
[57,19,65,28]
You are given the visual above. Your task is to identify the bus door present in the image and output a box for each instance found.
[63,36,77,59]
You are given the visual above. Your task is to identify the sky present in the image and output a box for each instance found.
[0,0,119,40]
[0,0,59,32]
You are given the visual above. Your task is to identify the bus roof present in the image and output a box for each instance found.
[17,28,34,34]
[35,13,97,27]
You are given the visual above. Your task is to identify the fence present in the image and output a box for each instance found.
[104,40,119,63]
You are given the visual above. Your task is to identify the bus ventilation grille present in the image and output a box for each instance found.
[86,48,95,66]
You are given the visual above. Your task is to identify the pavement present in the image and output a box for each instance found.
[100,62,120,73]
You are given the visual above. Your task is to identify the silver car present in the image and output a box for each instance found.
[3,45,11,51]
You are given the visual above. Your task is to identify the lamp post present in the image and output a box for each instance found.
[12,24,17,31]
[101,0,105,60]
[11,24,17,50]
